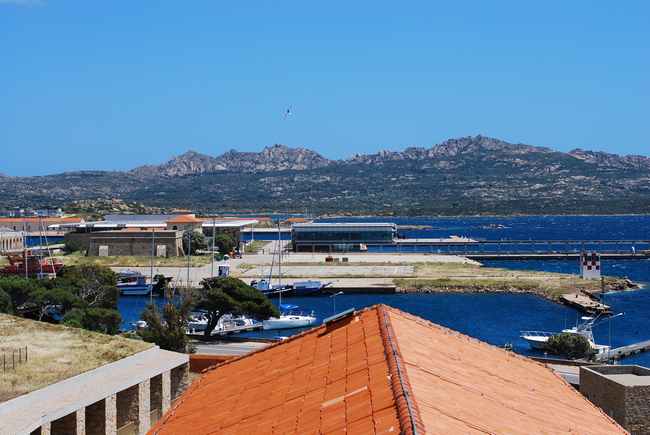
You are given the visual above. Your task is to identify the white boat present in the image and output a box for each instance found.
[521,314,622,358]
[187,311,260,335]
[260,224,318,331]
[263,304,317,330]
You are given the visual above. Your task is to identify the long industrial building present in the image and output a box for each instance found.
[291,222,397,252]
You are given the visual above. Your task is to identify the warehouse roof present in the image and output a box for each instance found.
[149,305,625,435]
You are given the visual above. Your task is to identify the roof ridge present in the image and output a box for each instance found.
[381,306,628,434]
[377,305,426,435]
[149,305,384,434]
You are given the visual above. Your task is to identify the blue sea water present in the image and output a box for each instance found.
[119,215,650,366]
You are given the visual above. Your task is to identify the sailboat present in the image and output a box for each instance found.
[262,223,317,331]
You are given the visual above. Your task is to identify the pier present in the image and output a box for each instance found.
[465,252,650,260]
[560,292,611,314]
[596,340,650,362]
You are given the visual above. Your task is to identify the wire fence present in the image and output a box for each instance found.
[1,347,28,373]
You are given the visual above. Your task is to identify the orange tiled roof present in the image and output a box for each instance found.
[0,217,81,223]
[165,214,202,224]
[149,305,627,435]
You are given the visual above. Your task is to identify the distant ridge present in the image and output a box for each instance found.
[1,135,650,215]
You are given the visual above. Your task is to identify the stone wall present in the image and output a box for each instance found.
[580,365,650,434]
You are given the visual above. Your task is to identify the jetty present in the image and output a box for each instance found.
[560,292,611,314]
[596,340,650,362]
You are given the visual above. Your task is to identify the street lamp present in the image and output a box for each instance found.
[330,291,344,315]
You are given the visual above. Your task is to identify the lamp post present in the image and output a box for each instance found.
[330,291,344,315]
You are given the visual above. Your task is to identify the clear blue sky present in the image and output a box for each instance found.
[1,1,648,176]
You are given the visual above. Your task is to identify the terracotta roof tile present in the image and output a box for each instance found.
[149,305,628,435]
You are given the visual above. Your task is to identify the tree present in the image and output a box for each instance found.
[139,288,194,352]
[54,265,119,309]
[28,286,80,321]
[81,307,122,334]
[183,230,207,255]
[546,333,594,359]
[0,289,11,314]
[213,233,236,255]
[196,277,279,337]
[0,276,44,313]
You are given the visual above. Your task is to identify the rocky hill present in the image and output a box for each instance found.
[131,144,331,177]
[1,136,649,215]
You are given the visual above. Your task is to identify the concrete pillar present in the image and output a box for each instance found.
[138,379,151,434]
[76,408,85,435]
[41,422,51,435]
[162,370,171,413]
[106,393,117,435]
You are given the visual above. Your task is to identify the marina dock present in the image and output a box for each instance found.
[597,340,650,362]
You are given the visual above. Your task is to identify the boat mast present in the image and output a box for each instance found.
[277,221,282,307]
[150,227,155,304]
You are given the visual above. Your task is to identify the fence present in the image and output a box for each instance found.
[1,346,28,372]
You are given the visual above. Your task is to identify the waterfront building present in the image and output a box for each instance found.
[0,216,82,233]
[149,305,624,434]
[64,214,258,256]
[0,314,189,435]
[291,222,397,252]
[581,365,650,434]
[0,227,23,253]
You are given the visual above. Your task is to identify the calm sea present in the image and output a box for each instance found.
[119,215,650,366]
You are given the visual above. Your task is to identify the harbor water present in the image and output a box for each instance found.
[119,215,650,366]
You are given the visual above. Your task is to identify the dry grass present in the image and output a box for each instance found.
[58,252,212,267]
[395,262,626,299]
[0,314,152,402]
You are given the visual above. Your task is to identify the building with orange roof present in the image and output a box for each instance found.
[165,214,204,232]
[0,216,82,233]
[149,305,626,435]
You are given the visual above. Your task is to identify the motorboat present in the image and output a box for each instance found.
[520,314,622,359]
[291,280,333,296]
[263,304,317,330]
[186,311,261,335]
[117,270,152,296]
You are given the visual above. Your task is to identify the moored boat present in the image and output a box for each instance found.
[117,270,152,296]
[262,304,317,330]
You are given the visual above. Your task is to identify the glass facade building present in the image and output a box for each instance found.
[291,223,396,252]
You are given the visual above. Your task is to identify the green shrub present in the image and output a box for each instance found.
[0,289,12,314]
[62,308,85,328]
[546,333,594,359]
[81,308,122,335]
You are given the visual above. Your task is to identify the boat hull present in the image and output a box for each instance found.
[119,285,152,296]
[263,316,317,330]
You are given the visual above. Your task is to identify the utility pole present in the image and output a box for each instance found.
[187,232,192,287]
[211,218,216,278]
[150,228,155,304]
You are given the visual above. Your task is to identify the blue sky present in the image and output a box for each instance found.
[1,1,648,176]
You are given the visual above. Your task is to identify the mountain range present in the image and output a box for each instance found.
[1,136,649,215]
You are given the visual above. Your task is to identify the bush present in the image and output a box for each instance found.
[62,308,85,328]
[0,289,11,314]
[546,333,594,359]
[81,308,122,335]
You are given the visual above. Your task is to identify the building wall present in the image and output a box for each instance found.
[580,366,650,434]
[66,231,183,257]
[0,218,79,233]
